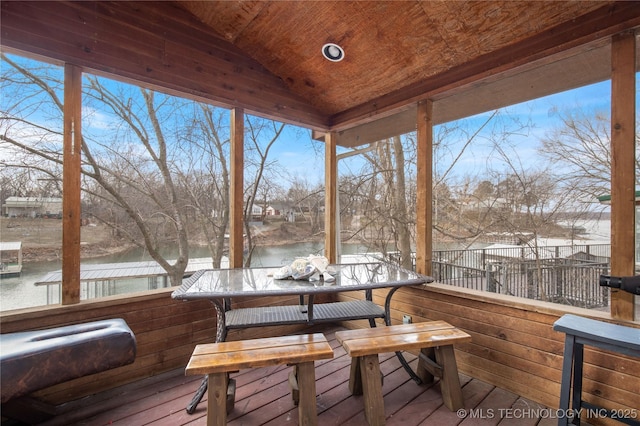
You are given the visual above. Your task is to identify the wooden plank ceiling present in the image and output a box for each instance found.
[180,1,605,116]
[2,1,640,146]
[178,1,640,145]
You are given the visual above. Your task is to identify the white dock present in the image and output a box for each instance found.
[0,241,23,277]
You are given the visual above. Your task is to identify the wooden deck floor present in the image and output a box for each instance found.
[37,328,558,426]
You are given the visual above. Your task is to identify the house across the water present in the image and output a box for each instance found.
[2,197,62,219]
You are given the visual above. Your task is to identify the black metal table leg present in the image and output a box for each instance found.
[186,376,208,414]
[384,286,423,384]
[185,300,228,414]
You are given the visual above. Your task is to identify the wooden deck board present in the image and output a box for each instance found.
[29,327,557,426]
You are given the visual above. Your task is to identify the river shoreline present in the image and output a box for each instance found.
[3,217,328,263]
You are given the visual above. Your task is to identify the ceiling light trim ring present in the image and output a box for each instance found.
[322,43,345,62]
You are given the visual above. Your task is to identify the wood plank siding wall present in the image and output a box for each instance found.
[0,291,323,406]
[337,286,640,415]
[2,288,636,414]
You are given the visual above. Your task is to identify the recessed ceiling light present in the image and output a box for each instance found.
[322,43,344,62]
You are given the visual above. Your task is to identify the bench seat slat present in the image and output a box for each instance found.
[185,333,333,375]
[337,321,454,339]
[192,333,327,355]
[336,324,471,357]
[553,314,640,354]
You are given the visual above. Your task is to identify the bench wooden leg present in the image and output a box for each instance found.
[359,354,385,426]
[434,345,464,411]
[416,345,464,411]
[296,361,319,426]
[349,357,363,395]
[417,347,437,384]
[207,373,228,426]
[289,365,300,404]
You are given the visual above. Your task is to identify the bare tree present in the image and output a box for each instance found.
[336,110,501,268]
[539,109,640,203]
[332,136,417,268]
[242,116,286,266]
[175,103,231,268]
[286,176,324,234]
[0,54,230,285]
[359,137,414,268]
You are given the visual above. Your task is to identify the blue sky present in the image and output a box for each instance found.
[275,79,620,186]
[2,52,634,192]
[436,80,614,175]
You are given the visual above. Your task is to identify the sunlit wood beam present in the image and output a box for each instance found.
[415,100,433,276]
[325,132,337,263]
[609,30,636,321]
[230,108,244,268]
[61,63,82,304]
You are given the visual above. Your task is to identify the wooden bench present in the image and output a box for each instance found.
[335,321,471,426]
[185,333,334,426]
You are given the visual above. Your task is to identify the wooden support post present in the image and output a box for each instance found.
[229,108,244,268]
[325,131,338,264]
[62,64,82,305]
[416,100,433,276]
[610,31,636,321]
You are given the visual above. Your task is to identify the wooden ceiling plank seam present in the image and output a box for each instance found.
[74,1,331,128]
[6,6,170,71]
[330,2,640,130]
[49,0,327,123]
[0,1,331,131]
[160,40,323,111]
[180,0,268,44]
[0,24,167,89]
[160,46,330,126]
[72,1,288,87]
[0,2,86,50]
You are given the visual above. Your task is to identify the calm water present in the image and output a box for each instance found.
[0,242,366,311]
[0,220,613,312]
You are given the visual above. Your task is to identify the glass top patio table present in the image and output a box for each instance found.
[172,261,432,300]
[172,260,433,415]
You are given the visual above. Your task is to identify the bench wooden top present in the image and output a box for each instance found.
[185,333,334,375]
[335,321,471,357]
